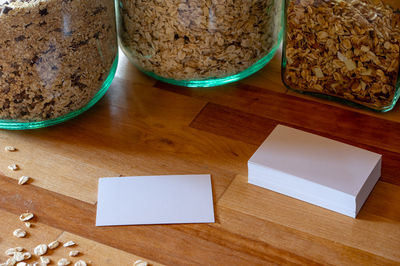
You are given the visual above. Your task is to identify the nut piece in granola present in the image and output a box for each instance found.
[57,258,71,266]
[19,213,33,222]
[33,244,47,256]
[12,229,26,238]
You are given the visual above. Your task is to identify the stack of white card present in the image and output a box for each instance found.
[248,125,382,218]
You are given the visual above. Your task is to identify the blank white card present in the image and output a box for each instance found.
[96,175,215,226]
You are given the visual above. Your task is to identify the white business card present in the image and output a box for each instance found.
[96,174,215,226]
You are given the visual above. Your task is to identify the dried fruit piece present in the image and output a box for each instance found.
[8,164,19,171]
[5,146,17,152]
[57,258,71,266]
[74,261,86,266]
[63,241,75,247]
[134,260,148,266]
[69,250,79,257]
[13,229,26,238]
[48,240,60,249]
[18,176,30,185]
[5,247,23,256]
[33,244,47,256]
[19,213,34,222]
[40,256,50,264]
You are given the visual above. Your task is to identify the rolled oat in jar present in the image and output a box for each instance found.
[116,0,283,87]
[0,0,118,129]
[282,0,400,112]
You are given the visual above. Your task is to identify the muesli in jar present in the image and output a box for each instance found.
[0,0,118,127]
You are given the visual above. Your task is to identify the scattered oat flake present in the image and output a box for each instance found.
[16,262,27,266]
[57,258,71,266]
[12,252,25,262]
[69,250,79,257]
[6,257,16,266]
[5,146,16,152]
[18,176,30,185]
[74,261,86,266]
[19,212,34,222]
[134,260,148,266]
[40,256,50,264]
[5,247,23,256]
[24,222,31,228]
[33,244,47,256]
[48,240,60,249]
[8,164,19,171]
[22,253,31,260]
[63,241,76,247]
[13,229,26,238]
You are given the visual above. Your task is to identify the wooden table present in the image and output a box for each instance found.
[0,48,399,265]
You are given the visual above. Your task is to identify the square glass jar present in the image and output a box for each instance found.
[282,0,400,112]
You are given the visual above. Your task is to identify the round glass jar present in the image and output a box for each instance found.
[282,0,400,112]
[0,0,118,129]
[116,0,283,87]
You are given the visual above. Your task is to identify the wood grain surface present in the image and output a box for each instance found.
[0,48,399,265]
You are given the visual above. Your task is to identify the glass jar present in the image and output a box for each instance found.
[0,0,118,129]
[282,0,400,112]
[116,0,283,87]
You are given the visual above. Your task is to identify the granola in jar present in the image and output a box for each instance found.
[283,0,400,111]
